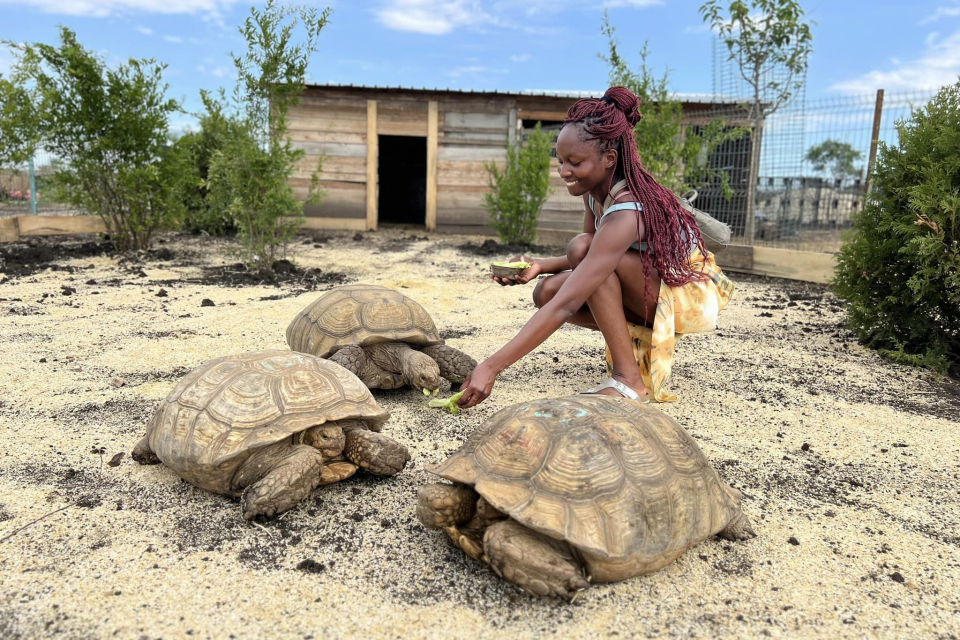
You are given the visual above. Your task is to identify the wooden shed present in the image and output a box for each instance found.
[288,84,748,244]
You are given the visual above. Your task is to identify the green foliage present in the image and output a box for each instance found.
[201,0,328,270]
[833,81,960,375]
[483,123,553,245]
[600,15,744,198]
[174,107,237,236]
[805,139,862,182]
[1,28,185,251]
[700,0,814,116]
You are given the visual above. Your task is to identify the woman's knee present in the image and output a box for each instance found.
[532,275,558,308]
[566,233,592,268]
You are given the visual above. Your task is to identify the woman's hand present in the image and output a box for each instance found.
[457,361,498,408]
[493,254,543,286]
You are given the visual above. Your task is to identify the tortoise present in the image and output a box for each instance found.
[417,395,755,600]
[286,284,476,394]
[132,349,410,520]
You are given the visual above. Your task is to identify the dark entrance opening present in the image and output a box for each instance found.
[378,135,427,226]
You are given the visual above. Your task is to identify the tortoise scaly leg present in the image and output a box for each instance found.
[717,510,757,541]
[341,422,410,476]
[417,483,486,562]
[232,442,324,520]
[420,345,477,385]
[484,520,590,600]
[132,435,160,465]
[366,342,440,392]
[329,345,404,389]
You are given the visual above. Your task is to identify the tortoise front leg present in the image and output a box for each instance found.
[329,345,404,389]
[417,483,486,562]
[484,520,590,600]
[232,442,324,520]
[420,345,477,385]
[132,434,160,465]
[342,423,410,476]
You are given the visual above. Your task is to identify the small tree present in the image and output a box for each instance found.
[701,0,814,240]
[483,123,553,246]
[0,29,185,251]
[805,139,862,183]
[833,81,960,375]
[174,106,238,236]
[203,0,328,270]
[600,15,744,198]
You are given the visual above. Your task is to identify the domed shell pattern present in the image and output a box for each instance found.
[429,395,740,561]
[286,284,442,358]
[145,349,390,494]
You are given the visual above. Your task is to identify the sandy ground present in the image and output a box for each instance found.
[0,228,958,640]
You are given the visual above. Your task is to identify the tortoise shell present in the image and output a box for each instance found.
[429,395,741,563]
[144,349,389,494]
[286,284,442,358]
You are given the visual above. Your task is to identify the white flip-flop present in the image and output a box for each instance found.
[580,377,649,403]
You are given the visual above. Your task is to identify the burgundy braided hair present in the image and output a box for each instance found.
[564,86,707,287]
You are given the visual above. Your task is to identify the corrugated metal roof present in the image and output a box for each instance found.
[304,83,742,104]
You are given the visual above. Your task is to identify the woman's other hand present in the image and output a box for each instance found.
[493,254,542,286]
[457,361,497,408]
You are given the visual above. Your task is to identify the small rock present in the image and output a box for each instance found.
[787,537,800,546]
[801,443,811,452]
[890,572,905,583]
[107,452,125,467]
[39,357,47,363]
[201,299,215,307]
[353,233,364,241]
[61,286,76,296]
[297,559,326,574]
[110,378,125,388]
[85,279,97,285]
[156,289,168,298]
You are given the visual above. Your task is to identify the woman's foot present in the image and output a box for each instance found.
[581,375,648,402]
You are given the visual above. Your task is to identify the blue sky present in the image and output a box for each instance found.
[0,0,951,133]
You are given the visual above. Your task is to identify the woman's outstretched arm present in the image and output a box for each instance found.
[458,209,641,408]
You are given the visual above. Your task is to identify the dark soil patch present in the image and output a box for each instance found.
[377,235,430,253]
[153,261,351,292]
[440,327,478,340]
[0,237,112,279]
[68,397,158,435]
[0,503,11,523]
[456,238,561,259]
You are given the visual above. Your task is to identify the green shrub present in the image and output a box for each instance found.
[175,108,237,236]
[201,1,328,270]
[483,122,553,246]
[1,28,185,251]
[833,81,960,375]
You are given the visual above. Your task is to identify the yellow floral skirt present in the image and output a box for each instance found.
[604,249,734,402]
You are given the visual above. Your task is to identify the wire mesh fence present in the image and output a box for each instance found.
[0,149,80,218]
[690,89,936,253]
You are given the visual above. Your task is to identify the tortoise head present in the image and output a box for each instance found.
[403,350,441,393]
[301,424,345,459]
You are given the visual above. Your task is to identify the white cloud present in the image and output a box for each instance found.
[375,0,500,35]
[0,0,240,18]
[196,64,228,77]
[163,35,183,43]
[445,65,508,77]
[510,53,531,63]
[831,29,960,93]
[920,3,960,25]
[135,25,152,34]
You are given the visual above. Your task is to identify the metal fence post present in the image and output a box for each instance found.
[28,155,38,215]
[862,89,884,203]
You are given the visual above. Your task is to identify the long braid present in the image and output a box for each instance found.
[564,86,707,287]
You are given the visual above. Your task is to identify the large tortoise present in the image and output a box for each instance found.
[417,395,755,600]
[286,284,476,394]
[132,349,410,520]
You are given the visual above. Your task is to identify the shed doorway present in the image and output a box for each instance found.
[378,135,427,226]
